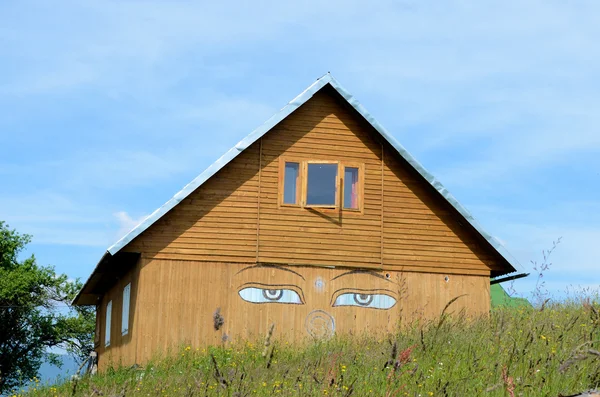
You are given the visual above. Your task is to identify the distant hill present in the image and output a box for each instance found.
[490,283,532,308]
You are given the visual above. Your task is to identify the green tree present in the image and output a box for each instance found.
[0,221,94,393]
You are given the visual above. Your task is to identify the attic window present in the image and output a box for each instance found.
[279,158,363,212]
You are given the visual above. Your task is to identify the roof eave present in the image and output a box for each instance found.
[72,251,111,306]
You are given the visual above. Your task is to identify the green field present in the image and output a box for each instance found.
[16,298,600,397]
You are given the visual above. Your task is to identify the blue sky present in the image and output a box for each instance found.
[1,0,598,302]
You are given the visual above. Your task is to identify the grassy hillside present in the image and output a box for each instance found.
[16,301,600,397]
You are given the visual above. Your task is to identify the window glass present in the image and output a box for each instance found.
[105,300,112,347]
[94,304,100,343]
[306,163,338,206]
[283,162,299,205]
[343,167,359,209]
[121,283,131,336]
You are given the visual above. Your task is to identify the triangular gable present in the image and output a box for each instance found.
[75,73,523,304]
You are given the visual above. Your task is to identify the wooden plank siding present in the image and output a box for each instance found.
[381,144,505,275]
[122,88,502,275]
[257,90,383,268]
[124,144,261,263]
[116,259,490,367]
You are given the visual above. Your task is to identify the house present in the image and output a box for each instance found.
[73,73,525,369]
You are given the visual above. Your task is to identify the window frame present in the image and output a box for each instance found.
[278,158,364,213]
[341,162,364,212]
[94,303,101,347]
[121,283,131,336]
[278,158,303,207]
[105,300,112,347]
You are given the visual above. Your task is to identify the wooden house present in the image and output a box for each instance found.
[73,74,524,369]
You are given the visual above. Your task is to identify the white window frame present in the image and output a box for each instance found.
[105,300,112,347]
[94,304,100,345]
[121,283,131,336]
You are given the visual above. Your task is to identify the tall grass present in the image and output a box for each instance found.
[18,300,600,397]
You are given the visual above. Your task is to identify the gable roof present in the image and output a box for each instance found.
[74,73,523,305]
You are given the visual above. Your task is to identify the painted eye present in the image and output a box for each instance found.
[239,287,302,304]
[333,293,396,309]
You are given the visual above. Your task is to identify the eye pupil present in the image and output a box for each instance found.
[353,293,373,306]
[263,289,283,301]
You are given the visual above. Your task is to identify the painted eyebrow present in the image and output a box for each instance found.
[331,270,390,282]
[235,264,306,281]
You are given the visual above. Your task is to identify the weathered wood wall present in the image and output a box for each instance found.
[97,258,490,370]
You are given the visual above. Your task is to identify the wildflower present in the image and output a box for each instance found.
[540,335,546,340]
